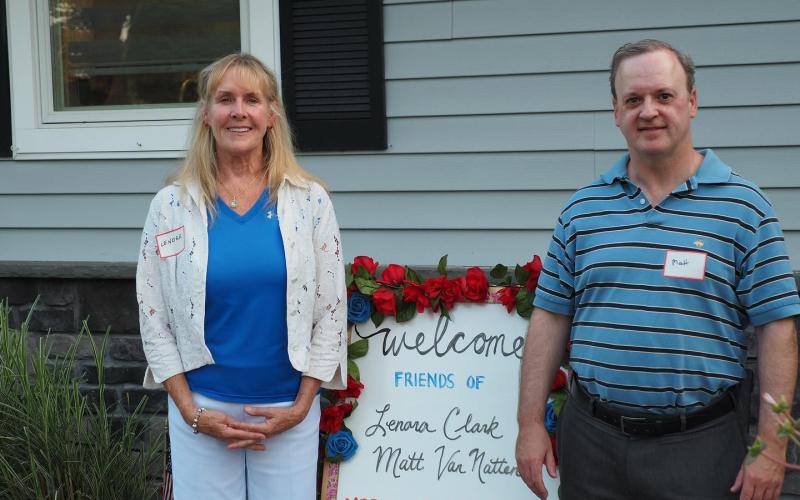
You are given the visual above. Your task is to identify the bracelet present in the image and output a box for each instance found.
[191,407,206,435]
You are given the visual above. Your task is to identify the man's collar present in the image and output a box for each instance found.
[692,149,732,184]
[599,154,630,184]
[599,149,732,189]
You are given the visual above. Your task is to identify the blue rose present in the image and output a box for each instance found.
[544,400,558,434]
[347,292,372,324]
[325,430,359,462]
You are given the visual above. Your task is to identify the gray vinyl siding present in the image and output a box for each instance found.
[2,0,800,268]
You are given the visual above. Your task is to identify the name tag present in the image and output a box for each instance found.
[663,250,706,280]
[155,226,185,259]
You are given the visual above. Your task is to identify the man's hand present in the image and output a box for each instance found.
[515,422,557,499]
[735,317,799,499]
[515,308,570,499]
[731,451,785,500]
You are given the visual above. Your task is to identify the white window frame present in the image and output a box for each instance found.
[6,0,280,160]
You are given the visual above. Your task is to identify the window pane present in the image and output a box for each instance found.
[49,0,240,110]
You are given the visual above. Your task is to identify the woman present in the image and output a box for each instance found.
[136,53,347,499]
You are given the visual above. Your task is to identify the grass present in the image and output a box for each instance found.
[0,299,161,499]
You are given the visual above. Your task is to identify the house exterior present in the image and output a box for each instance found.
[2,0,798,268]
[1,0,800,495]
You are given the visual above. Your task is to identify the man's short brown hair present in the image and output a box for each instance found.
[609,39,696,98]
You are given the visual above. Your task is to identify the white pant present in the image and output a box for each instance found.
[168,393,320,500]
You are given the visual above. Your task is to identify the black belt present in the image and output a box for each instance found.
[571,380,736,437]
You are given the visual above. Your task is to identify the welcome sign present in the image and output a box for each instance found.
[328,303,559,500]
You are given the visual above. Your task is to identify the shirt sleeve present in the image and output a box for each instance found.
[736,204,800,326]
[305,183,348,390]
[533,214,576,316]
[136,193,184,387]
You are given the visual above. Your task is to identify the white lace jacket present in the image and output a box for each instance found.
[136,177,347,390]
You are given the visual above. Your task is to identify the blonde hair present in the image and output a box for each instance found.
[169,53,321,213]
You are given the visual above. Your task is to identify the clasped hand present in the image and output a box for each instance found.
[193,405,306,451]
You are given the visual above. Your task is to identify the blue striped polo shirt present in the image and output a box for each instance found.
[534,149,800,414]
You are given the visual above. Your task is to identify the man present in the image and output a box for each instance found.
[516,39,800,500]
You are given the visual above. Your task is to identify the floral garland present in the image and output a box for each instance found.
[320,254,569,463]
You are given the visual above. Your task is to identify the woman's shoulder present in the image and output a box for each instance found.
[281,176,329,198]
[151,183,181,200]
[147,182,201,215]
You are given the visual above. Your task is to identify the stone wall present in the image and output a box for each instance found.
[1,263,799,497]
[0,264,167,420]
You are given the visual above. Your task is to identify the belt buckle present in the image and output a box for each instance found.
[619,415,649,436]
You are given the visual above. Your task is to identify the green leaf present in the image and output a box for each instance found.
[778,419,795,439]
[772,395,790,413]
[437,255,448,276]
[320,391,335,407]
[439,304,451,320]
[395,300,417,323]
[371,309,385,327]
[498,276,513,286]
[345,268,354,289]
[348,359,360,381]
[515,287,533,318]
[405,266,423,284]
[348,339,369,359]
[747,438,765,463]
[551,390,568,415]
[355,277,380,295]
[489,264,508,280]
[515,287,529,307]
[514,264,529,286]
[356,266,371,280]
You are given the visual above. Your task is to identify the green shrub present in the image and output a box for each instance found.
[0,300,161,499]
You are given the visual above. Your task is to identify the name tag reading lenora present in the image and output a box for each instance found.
[155,226,185,259]
[663,250,706,280]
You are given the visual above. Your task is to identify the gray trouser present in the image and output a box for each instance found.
[556,394,747,500]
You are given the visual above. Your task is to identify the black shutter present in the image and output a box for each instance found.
[279,0,386,152]
[0,0,12,158]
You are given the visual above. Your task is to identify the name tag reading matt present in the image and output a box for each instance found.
[663,250,706,280]
[156,226,185,259]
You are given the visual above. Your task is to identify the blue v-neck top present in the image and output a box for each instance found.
[185,190,301,403]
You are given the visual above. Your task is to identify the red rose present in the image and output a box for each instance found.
[320,402,353,433]
[550,369,567,391]
[462,267,488,302]
[372,287,397,315]
[523,255,543,292]
[439,279,463,311]
[380,264,406,285]
[335,375,364,399]
[351,256,379,277]
[402,281,431,313]
[423,276,447,300]
[496,287,518,313]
